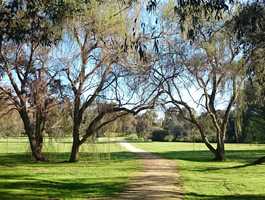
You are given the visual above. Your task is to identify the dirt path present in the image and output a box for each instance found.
[104,142,183,200]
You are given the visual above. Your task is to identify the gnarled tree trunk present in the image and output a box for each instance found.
[20,110,47,161]
[196,120,226,161]
[28,134,47,161]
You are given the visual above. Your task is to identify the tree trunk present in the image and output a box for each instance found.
[69,123,81,162]
[29,135,47,161]
[69,139,80,162]
[215,132,225,161]
[195,122,217,156]
[215,146,225,161]
[20,111,47,161]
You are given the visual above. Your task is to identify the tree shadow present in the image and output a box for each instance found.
[146,149,265,164]
[0,177,127,200]
[129,147,265,172]
[196,161,265,172]
[0,151,137,167]
[0,151,139,199]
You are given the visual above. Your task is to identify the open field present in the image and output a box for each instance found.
[1,138,265,200]
[0,138,139,200]
[133,142,265,200]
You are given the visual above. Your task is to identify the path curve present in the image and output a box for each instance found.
[112,142,183,200]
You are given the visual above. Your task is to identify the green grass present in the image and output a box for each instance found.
[0,138,139,200]
[2,138,265,200]
[133,142,265,200]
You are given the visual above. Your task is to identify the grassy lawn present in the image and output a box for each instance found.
[0,138,139,200]
[133,142,265,200]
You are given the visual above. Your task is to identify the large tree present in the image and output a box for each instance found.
[55,0,161,162]
[155,29,246,161]
[0,0,73,161]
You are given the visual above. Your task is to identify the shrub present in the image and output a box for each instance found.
[150,129,172,142]
[164,135,175,142]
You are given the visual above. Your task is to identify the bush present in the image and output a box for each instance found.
[164,135,175,142]
[150,129,174,142]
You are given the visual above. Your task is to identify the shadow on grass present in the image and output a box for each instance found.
[186,192,265,200]
[0,177,126,200]
[1,146,265,199]
[0,151,137,166]
[0,151,138,200]
[147,149,265,163]
[1,148,259,167]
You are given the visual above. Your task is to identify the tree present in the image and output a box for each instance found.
[0,0,72,161]
[163,107,194,141]
[0,45,59,161]
[227,2,265,155]
[229,2,265,103]
[55,0,161,162]
[118,114,137,134]
[136,110,158,138]
[155,29,245,161]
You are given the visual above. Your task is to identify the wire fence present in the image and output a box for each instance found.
[0,136,125,161]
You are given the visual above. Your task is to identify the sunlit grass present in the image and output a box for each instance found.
[0,138,139,200]
[133,142,265,200]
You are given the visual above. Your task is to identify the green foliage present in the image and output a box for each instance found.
[0,0,72,45]
[101,114,137,136]
[163,108,194,140]
[150,129,170,142]
[136,111,158,138]
[242,107,265,143]
[247,48,265,104]
[159,0,232,40]
[164,134,175,142]
[229,80,265,144]
[231,3,265,46]
[230,3,265,105]
[65,0,128,49]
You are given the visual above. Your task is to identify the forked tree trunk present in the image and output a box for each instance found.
[195,122,218,157]
[21,111,47,161]
[28,134,47,161]
[196,122,226,161]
